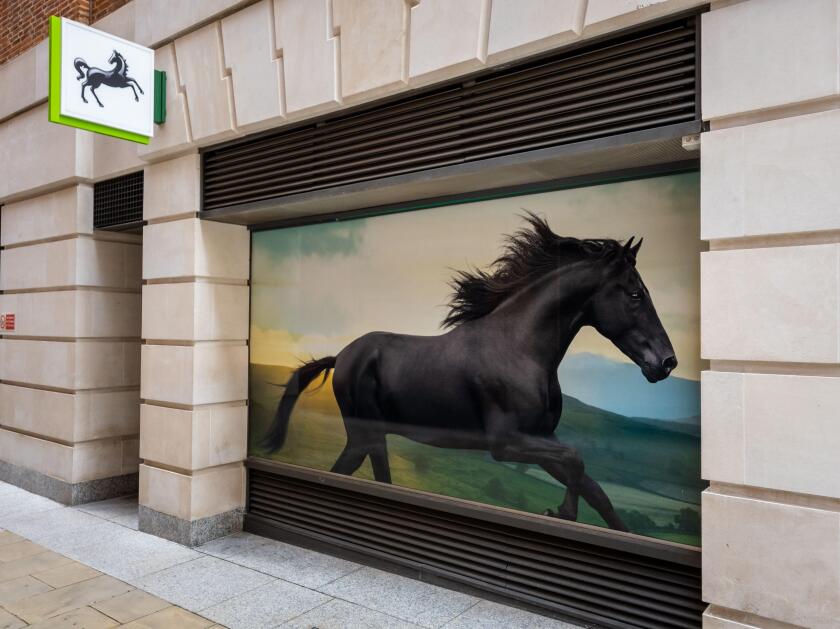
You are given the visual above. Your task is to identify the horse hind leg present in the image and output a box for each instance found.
[330,437,368,476]
[80,83,88,104]
[367,435,391,484]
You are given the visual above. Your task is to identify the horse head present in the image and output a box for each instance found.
[108,50,126,71]
[586,238,677,383]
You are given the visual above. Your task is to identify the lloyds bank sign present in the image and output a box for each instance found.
[48,16,165,144]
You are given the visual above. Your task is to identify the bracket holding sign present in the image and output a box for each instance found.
[49,16,164,144]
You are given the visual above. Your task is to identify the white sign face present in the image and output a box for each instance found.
[59,18,154,137]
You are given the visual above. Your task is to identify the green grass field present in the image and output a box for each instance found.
[249,363,703,546]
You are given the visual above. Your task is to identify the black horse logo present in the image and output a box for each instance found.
[73,50,144,108]
[262,213,678,532]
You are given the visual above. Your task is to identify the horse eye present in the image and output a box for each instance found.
[629,290,642,300]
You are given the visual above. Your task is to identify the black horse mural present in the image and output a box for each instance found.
[262,214,677,531]
[73,50,144,108]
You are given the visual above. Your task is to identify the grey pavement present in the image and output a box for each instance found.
[0,481,582,628]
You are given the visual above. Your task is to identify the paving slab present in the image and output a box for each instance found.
[443,600,581,628]
[319,567,478,628]
[74,497,138,523]
[0,541,48,563]
[1,508,103,545]
[61,527,200,581]
[0,532,24,547]
[0,551,73,584]
[0,575,53,604]
[91,589,171,624]
[4,574,134,623]
[42,521,137,558]
[111,513,140,530]
[0,493,63,525]
[32,560,102,588]
[0,607,26,629]
[131,556,274,612]
[26,606,118,629]
[202,578,331,629]
[120,606,215,628]
[283,598,425,629]
[198,532,360,588]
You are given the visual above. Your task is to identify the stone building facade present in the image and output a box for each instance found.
[1,0,839,627]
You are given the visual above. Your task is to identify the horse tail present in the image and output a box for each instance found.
[262,356,336,452]
[73,58,89,80]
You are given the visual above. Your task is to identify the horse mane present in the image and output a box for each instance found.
[442,212,623,328]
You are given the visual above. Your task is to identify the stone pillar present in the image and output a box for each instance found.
[138,153,250,546]
[0,185,142,503]
[700,0,840,626]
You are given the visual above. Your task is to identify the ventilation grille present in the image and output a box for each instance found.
[203,16,699,213]
[247,468,703,629]
[94,171,144,230]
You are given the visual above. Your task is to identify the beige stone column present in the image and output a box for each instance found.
[700,0,840,626]
[138,153,250,546]
[0,185,142,503]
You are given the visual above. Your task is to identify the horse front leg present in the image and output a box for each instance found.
[129,84,139,101]
[129,78,144,95]
[90,87,104,107]
[488,428,627,532]
[539,461,580,521]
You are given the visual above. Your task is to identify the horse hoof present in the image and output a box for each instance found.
[545,506,576,521]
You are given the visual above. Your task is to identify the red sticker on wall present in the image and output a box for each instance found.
[0,314,15,331]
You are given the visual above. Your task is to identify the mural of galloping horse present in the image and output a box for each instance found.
[74,50,144,108]
[262,213,678,532]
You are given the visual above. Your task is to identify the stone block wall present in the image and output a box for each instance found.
[0,184,141,504]
[700,0,840,627]
[137,153,250,546]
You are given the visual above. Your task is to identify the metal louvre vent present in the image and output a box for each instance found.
[203,15,699,213]
[93,171,144,230]
[247,468,703,629]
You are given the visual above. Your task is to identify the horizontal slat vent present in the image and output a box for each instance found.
[93,171,144,230]
[247,468,703,629]
[203,16,699,213]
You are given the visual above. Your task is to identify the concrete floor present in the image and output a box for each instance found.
[0,481,580,628]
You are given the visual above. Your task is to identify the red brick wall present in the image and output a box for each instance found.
[0,0,130,66]
[90,0,125,22]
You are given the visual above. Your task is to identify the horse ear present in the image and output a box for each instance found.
[620,236,638,266]
[630,237,643,260]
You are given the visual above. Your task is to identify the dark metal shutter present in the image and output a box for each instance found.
[203,14,700,214]
[246,464,703,629]
[93,171,144,230]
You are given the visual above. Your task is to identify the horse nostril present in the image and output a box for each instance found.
[661,355,677,373]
